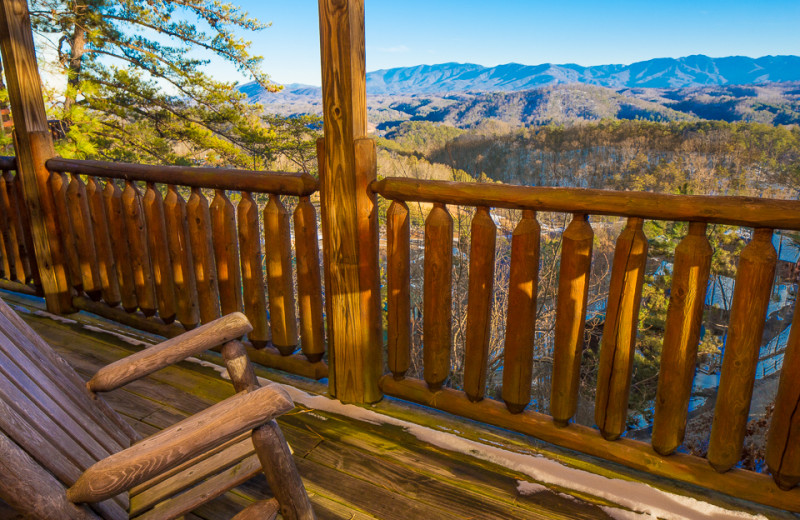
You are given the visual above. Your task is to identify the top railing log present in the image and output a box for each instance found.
[708,228,777,472]
[767,294,800,490]
[372,177,800,230]
[550,214,594,425]
[502,209,540,414]
[463,206,497,403]
[651,222,712,456]
[595,217,648,441]
[46,158,318,197]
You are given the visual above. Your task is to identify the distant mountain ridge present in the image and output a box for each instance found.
[365,55,800,93]
[241,55,800,130]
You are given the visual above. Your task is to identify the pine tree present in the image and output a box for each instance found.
[29,0,281,166]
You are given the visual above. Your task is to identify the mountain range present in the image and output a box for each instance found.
[241,55,800,129]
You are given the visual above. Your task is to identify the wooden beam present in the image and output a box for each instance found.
[318,0,381,403]
[0,0,73,313]
[373,176,800,230]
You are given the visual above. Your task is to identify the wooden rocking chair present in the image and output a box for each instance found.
[0,297,316,520]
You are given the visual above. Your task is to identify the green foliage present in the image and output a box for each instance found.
[27,0,295,167]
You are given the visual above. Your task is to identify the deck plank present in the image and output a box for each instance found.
[2,291,613,519]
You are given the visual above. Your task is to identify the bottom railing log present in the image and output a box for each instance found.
[379,375,800,512]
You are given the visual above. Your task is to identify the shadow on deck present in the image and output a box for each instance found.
[1,289,793,520]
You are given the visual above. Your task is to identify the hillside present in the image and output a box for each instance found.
[365,55,800,94]
[252,82,800,131]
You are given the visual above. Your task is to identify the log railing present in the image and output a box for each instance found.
[37,158,327,379]
[0,156,41,295]
[373,176,800,511]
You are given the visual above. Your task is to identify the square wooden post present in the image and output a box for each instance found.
[318,0,382,403]
[0,0,73,313]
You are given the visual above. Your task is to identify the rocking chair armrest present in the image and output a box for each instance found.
[67,383,293,504]
[87,312,253,393]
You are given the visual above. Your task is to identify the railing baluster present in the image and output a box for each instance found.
[386,200,411,379]
[264,194,298,355]
[66,173,102,300]
[767,298,800,490]
[50,171,82,291]
[652,222,712,455]
[11,170,40,288]
[550,214,594,425]
[0,170,24,282]
[211,189,243,316]
[122,180,157,317]
[293,196,325,363]
[187,187,220,324]
[708,228,777,472]
[595,217,648,441]
[502,210,540,414]
[237,191,270,347]
[86,176,121,307]
[104,180,138,313]
[463,206,497,402]
[0,192,8,279]
[165,185,199,330]
[423,202,453,391]
[143,182,176,324]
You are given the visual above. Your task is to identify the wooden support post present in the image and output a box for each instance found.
[318,0,382,403]
[0,0,73,313]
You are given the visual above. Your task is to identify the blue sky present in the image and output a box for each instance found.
[217,1,800,86]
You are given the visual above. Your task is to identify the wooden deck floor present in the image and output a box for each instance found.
[1,290,612,520]
[2,289,794,520]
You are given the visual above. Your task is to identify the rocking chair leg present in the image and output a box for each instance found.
[252,421,316,520]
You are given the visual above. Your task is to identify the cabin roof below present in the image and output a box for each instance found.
[0,289,793,520]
